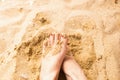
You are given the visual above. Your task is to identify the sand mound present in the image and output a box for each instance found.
[0,0,120,80]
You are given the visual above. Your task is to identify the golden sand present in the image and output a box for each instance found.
[0,0,120,80]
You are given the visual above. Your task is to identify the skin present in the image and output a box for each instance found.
[40,33,87,80]
[62,56,87,80]
[40,33,67,80]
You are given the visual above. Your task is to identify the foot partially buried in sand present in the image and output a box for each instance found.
[40,33,67,80]
[40,33,87,80]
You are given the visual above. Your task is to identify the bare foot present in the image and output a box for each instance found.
[40,33,67,80]
[62,56,87,80]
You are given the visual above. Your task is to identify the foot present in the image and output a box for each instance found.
[40,33,68,80]
[62,56,87,80]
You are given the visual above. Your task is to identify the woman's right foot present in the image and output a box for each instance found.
[40,33,68,80]
[62,56,87,80]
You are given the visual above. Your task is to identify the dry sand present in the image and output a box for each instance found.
[0,0,120,80]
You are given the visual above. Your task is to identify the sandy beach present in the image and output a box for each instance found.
[0,0,120,80]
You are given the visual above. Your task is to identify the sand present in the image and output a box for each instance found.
[0,0,120,80]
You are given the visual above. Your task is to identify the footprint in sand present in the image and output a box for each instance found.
[22,11,52,41]
[103,12,120,34]
[64,15,96,33]
[68,34,96,69]
[33,12,51,28]
[68,33,96,80]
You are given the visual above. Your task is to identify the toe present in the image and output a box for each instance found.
[61,34,68,47]
[43,39,48,47]
[60,34,68,55]
[42,39,48,53]
[55,33,60,44]
[49,34,54,45]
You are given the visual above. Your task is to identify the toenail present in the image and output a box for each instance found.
[61,33,67,38]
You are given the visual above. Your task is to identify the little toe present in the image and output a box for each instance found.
[61,35,68,48]
[55,33,60,44]
[59,35,68,55]
[42,39,48,53]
